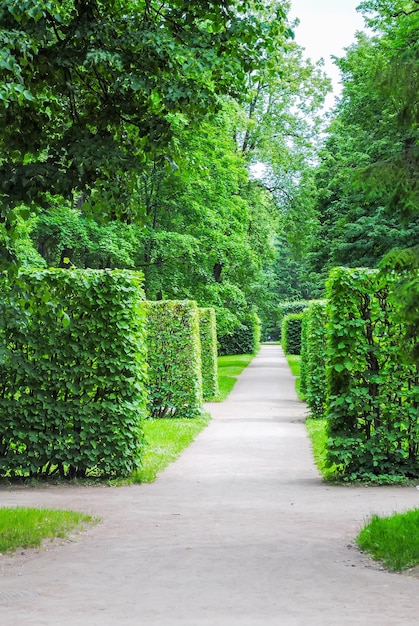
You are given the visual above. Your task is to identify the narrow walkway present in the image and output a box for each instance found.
[1,345,418,625]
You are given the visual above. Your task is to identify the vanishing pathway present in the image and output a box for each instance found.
[1,344,418,625]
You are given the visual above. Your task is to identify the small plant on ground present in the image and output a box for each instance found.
[357,509,419,571]
[0,507,96,553]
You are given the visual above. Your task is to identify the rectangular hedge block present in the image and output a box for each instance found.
[0,269,148,478]
[326,266,419,480]
[198,308,219,400]
[146,300,203,418]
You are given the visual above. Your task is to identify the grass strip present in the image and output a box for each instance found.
[305,417,338,481]
[134,413,211,483]
[216,353,254,402]
[285,353,303,399]
[0,507,95,553]
[356,509,419,571]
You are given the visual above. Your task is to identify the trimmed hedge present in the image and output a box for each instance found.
[281,313,303,355]
[146,300,203,418]
[300,300,328,418]
[277,300,309,339]
[218,312,261,356]
[326,267,419,480]
[0,269,148,478]
[198,308,219,400]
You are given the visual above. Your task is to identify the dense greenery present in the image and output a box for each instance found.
[0,269,148,478]
[281,312,303,356]
[300,301,328,418]
[145,300,203,418]
[326,267,418,481]
[198,308,219,401]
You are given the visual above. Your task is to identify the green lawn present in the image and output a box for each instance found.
[0,507,96,554]
[357,509,419,571]
[216,353,254,401]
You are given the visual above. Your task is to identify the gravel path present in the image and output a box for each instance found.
[0,344,418,625]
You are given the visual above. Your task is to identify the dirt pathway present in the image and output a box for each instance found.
[1,345,418,625]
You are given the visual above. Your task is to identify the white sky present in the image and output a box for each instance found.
[289,0,366,109]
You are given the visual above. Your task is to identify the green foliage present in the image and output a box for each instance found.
[134,413,210,483]
[300,300,328,418]
[0,269,148,478]
[218,311,260,356]
[281,312,303,355]
[198,308,219,401]
[145,300,203,418]
[325,266,419,481]
[277,300,309,339]
[356,509,419,572]
[0,0,290,211]
[0,507,96,553]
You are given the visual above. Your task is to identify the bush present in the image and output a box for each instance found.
[325,267,419,480]
[0,269,148,478]
[218,312,261,356]
[281,313,303,355]
[277,300,309,339]
[300,300,328,418]
[198,308,219,400]
[146,300,203,418]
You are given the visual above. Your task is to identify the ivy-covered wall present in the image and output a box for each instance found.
[0,269,148,478]
[326,267,419,480]
[146,300,203,418]
[198,308,219,400]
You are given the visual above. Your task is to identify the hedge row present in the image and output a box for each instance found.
[0,271,220,479]
[300,301,328,418]
[277,300,309,340]
[218,312,260,356]
[146,300,203,419]
[199,308,219,400]
[300,267,419,481]
[281,313,303,355]
[326,267,419,480]
[0,269,148,479]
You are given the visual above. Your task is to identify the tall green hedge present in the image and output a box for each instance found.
[146,300,203,418]
[281,313,303,355]
[300,300,328,418]
[198,308,219,400]
[277,300,309,339]
[0,269,148,478]
[326,267,419,480]
[218,312,260,356]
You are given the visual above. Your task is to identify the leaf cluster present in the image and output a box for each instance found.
[325,266,419,481]
[0,268,148,478]
[145,300,203,419]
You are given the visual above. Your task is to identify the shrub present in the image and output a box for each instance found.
[301,300,328,418]
[277,300,309,339]
[146,300,203,418]
[0,269,148,478]
[325,267,419,480]
[218,312,261,356]
[198,308,219,400]
[281,313,303,355]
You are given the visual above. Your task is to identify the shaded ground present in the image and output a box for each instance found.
[0,345,418,625]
